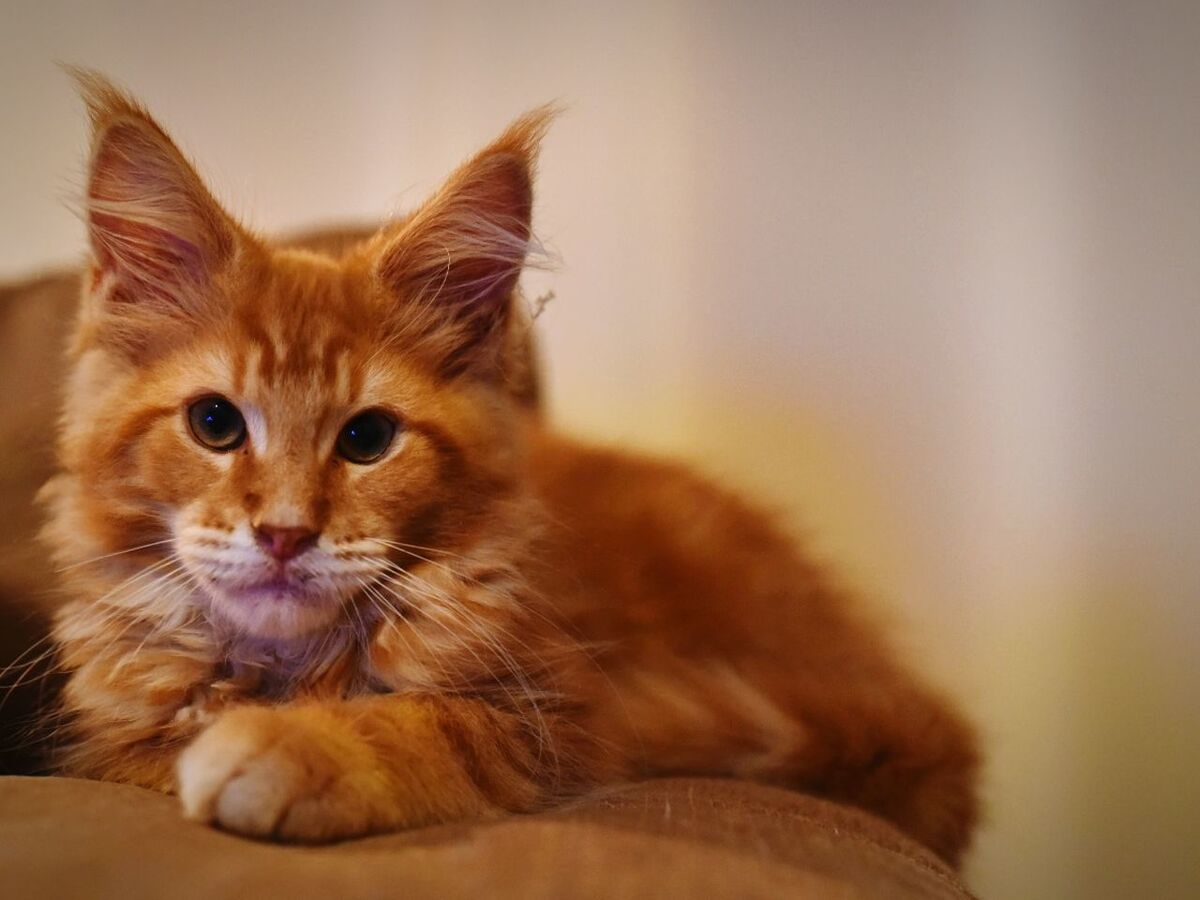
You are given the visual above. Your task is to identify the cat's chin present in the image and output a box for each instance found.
[205,584,342,640]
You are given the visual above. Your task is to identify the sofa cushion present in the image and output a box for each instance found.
[0,775,973,899]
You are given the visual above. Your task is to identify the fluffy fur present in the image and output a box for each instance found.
[41,71,981,865]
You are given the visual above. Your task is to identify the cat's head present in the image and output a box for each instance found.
[48,71,552,641]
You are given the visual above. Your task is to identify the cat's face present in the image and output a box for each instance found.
[53,72,550,640]
[111,255,514,640]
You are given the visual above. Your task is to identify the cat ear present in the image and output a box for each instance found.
[73,69,241,324]
[375,106,556,373]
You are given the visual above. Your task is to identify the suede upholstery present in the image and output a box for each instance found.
[0,776,974,899]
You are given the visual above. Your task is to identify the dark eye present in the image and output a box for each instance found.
[337,410,397,464]
[187,396,247,452]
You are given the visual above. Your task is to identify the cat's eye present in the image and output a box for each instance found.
[187,396,247,452]
[337,410,397,464]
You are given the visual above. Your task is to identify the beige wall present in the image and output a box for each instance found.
[2,2,1197,897]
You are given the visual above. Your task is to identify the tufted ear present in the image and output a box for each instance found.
[375,105,556,375]
[72,69,243,333]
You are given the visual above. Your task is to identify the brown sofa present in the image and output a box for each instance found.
[0,255,976,898]
[0,775,973,899]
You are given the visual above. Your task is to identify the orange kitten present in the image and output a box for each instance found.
[42,71,980,864]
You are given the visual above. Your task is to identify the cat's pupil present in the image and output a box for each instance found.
[337,411,396,464]
[187,397,246,451]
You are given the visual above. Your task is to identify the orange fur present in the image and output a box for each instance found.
[42,71,981,866]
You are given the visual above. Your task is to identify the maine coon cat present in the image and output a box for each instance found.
[41,71,981,865]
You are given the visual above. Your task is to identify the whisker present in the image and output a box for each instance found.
[362,583,469,690]
[55,538,175,573]
[106,569,196,679]
[374,573,558,770]
[365,538,467,565]
[0,641,63,714]
[376,559,557,676]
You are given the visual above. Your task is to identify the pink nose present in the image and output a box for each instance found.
[254,524,319,562]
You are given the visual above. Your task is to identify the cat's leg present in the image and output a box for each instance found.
[175,694,590,842]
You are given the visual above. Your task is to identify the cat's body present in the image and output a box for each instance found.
[42,73,980,865]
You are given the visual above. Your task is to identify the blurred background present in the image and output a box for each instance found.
[2,2,1197,897]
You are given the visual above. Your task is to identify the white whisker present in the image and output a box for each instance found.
[55,538,176,573]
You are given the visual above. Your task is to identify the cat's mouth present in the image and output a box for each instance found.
[173,526,379,640]
[239,572,312,599]
[201,568,345,640]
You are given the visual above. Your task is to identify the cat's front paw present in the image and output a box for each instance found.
[176,705,387,842]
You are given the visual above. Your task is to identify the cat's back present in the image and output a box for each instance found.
[523,427,843,659]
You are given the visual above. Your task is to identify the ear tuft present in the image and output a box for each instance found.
[478,102,560,181]
[66,65,155,134]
